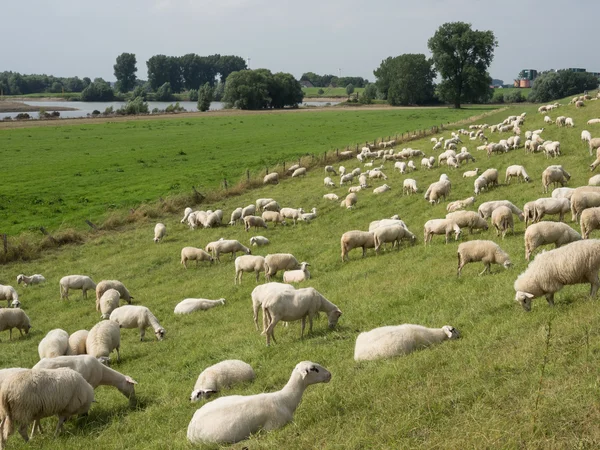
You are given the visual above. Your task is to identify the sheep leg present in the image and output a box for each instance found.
[19,423,30,442]
[255,271,260,283]
[300,317,306,337]
[589,275,600,298]
[457,254,462,277]
[8,329,12,340]
[54,417,68,437]
[479,263,490,276]
[116,346,121,362]
[140,328,145,341]
[545,294,555,307]
[82,288,87,299]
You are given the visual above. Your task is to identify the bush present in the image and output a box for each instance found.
[493,92,504,103]
[117,96,149,115]
[317,88,325,95]
[151,107,160,114]
[345,83,355,95]
[80,80,114,101]
[197,83,213,112]
[92,109,101,116]
[15,113,30,120]
[528,71,599,102]
[188,89,198,102]
[155,82,174,101]
[103,106,114,115]
[132,85,147,100]
[505,90,525,103]
[165,102,186,113]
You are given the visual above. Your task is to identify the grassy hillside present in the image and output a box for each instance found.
[0,107,497,235]
[303,87,365,98]
[2,97,600,449]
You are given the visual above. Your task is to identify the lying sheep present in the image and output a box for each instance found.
[210,239,252,262]
[491,206,514,239]
[181,247,213,268]
[0,285,19,308]
[187,361,330,444]
[190,360,255,402]
[323,176,335,187]
[373,184,391,194]
[446,197,476,213]
[283,262,311,283]
[16,274,46,287]
[95,280,133,312]
[505,165,530,184]
[457,240,511,276]
[66,330,89,355]
[580,207,600,239]
[340,193,358,209]
[323,193,339,201]
[59,275,96,300]
[478,200,524,221]
[341,230,375,261]
[524,222,581,260]
[264,253,300,281]
[514,239,600,311]
[153,223,166,243]
[403,179,418,195]
[38,329,69,360]
[243,215,268,232]
[174,298,226,314]
[354,324,459,361]
[99,289,121,320]
[263,173,279,185]
[234,255,266,284]
[446,211,488,234]
[373,224,416,253]
[0,309,31,341]
[86,320,121,364]
[110,305,165,341]
[249,236,269,246]
[368,170,388,181]
[423,219,461,244]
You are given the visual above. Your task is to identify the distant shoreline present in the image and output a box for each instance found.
[0,101,77,113]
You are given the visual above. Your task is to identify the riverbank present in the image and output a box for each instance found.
[0,101,77,113]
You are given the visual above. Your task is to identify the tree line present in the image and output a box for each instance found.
[299,72,368,88]
[0,72,91,95]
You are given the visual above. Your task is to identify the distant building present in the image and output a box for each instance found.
[299,80,314,88]
[491,78,504,88]
[520,69,538,80]
[567,68,586,73]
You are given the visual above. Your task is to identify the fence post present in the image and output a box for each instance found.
[85,220,97,230]
[246,169,250,181]
[283,161,286,172]
[336,148,339,157]
[266,167,269,175]
[2,234,7,254]
[223,179,228,190]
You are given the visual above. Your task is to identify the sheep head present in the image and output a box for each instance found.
[515,291,534,311]
[295,361,331,384]
[442,326,460,339]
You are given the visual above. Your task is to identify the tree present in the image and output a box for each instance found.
[271,72,303,108]
[114,53,137,92]
[374,54,436,105]
[359,83,377,104]
[155,82,173,101]
[216,55,247,83]
[146,55,172,91]
[197,83,213,111]
[427,22,498,108]
[80,80,114,101]
[223,70,271,109]
[345,84,355,95]
[528,71,599,103]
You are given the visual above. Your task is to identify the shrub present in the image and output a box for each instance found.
[188,89,198,101]
[155,82,174,101]
[346,83,355,95]
[317,88,325,95]
[165,102,186,113]
[15,113,30,120]
[197,82,213,112]
[117,96,149,115]
[103,106,114,115]
[505,90,525,103]
[92,109,101,116]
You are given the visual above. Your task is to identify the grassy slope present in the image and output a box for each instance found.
[2,98,600,449]
[0,107,495,235]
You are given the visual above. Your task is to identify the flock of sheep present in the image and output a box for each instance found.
[2,92,600,447]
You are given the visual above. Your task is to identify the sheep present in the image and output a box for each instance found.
[280,207,304,225]
[340,193,357,209]
[438,150,456,165]
[250,236,269,246]
[348,186,362,193]
[210,239,251,262]
[243,215,268,232]
[403,179,418,195]
[109,305,165,341]
[323,193,339,201]
[59,275,96,300]
[181,207,193,223]
[16,274,45,287]
[323,176,335,187]
[340,173,354,185]
[542,165,571,193]
[260,211,286,227]
[463,168,479,178]
[407,160,417,171]
[358,173,368,188]
[66,330,88,355]
[457,240,511,276]
[0,309,31,341]
[373,224,416,253]
[368,170,388,180]
[229,207,243,225]
[395,161,407,173]
[514,239,600,311]
[590,138,600,162]
[580,207,600,239]
[373,184,391,194]
[424,180,451,204]
[544,115,553,124]
[263,173,279,184]
[99,289,121,320]
[341,230,375,261]
[95,280,133,312]
[0,368,94,445]
[423,219,461,245]
[283,262,311,283]
[251,283,294,331]
[261,288,342,345]
[480,168,499,187]
[491,206,514,239]
[241,204,256,218]
[234,255,266,284]
[351,167,361,177]
[0,285,19,308]
[446,197,476,213]
[190,360,255,402]
[324,165,337,175]
[368,217,406,232]
[262,200,280,212]
[541,141,561,158]
[555,116,566,127]
[588,119,600,125]
[505,165,530,184]
[575,102,584,109]
[174,298,226,314]
[291,167,306,177]
[420,158,433,169]
[533,197,570,222]
[287,164,300,173]
[581,130,592,147]
[478,200,524,221]
[446,211,488,234]
[552,187,575,199]
[86,320,121,364]
[264,254,300,281]
[299,207,317,222]
[571,188,600,222]
[180,247,213,269]
[204,211,222,228]
[338,165,346,176]
[524,222,581,260]
[186,361,330,444]
[153,223,166,243]
[354,324,459,361]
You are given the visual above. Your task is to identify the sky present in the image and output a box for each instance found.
[3,0,600,85]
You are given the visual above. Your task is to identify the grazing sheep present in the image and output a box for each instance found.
[287,164,300,173]
[552,187,575,200]
[280,207,304,225]
[340,173,354,185]
[241,204,256,218]
[181,207,193,223]
[86,320,121,364]
[0,368,94,445]
[446,197,476,213]
[340,193,358,209]
[542,165,570,193]
[348,186,362,193]
[456,151,475,164]
[174,298,226,314]
[505,165,530,184]
[478,200,524,221]
[186,361,330,444]
[580,207,600,239]
[66,330,89,355]
[373,224,416,253]
[243,215,268,232]
[514,239,600,311]
[373,184,391,194]
[109,305,165,341]
[341,230,375,261]
[424,180,451,204]
[95,280,133,312]
[229,207,243,225]
[323,193,339,201]
[261,211,286,227]
[368,217,407,232]
[423,219,461,245]
[570,188,600,222]
[0,309,31,341]
[153,223,166,243]
[262,201,280,212]
[59,275,96,300]
[299,207,317,222]
[590,143,600,167]
[324,176,335,187]
[234,255,266,284]
[16,274,45,287]
[263,173,279,185]
[358,173,368,188]
[0,285,19,308]
[99,289,121,320]
[251,283,294,331]
[446,211,488,234]
[190,360,255,402]
[37,329,69,361]
[324,165,337,175]
[181,247,213,269]
[581,130,592,147]
[291,168,306,178]
[533,197,570,222]
[210,240,251,262]
[457,240,511,276]
[491,206,514,239]
[264,254,300,281]
[354,324,459,361]
[249,236,269,246]
[407,161,417,171]
[256,199,275,211]
[283,262,311,283]
[524,222,581,260]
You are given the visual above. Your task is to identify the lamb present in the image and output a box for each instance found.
[153,223,166,243]
[532,197,570,222]
[0,309,31,341]
[16,274,45,287]
[514,239,600,311]
[38,329,69,360]
[580,207,600,239]
[340,193,357,209]
[478,200,524,221]
[66,330,89,355]
[59,275,96,300]
[249,236,270,246]
[324,176,335,187]
[0,285,19,308]
[263,173,279,184]
[354,324,459,361]
[241,204,256,218]
[86,320,121,364]
[423,219,461,244]
[341,230,375,261]
[373,184,391,194]
[229,207,243,225]
[180,247,213,268]
[181,207,193,223]
[373,224,416,253]
[264,254,301,281]
[186,361,330,444]
[446,197,476,213]
[109,305,166,341]
[280,207,304,225]
[283,262,311,283]
[234,255,266,284]
[99,289,121,320]
[291,167,307,177]
[261,288,342,345]
[403,179,418,195]
[324,165,337,175]
[457,240,511,276]
[95,280,133,312]
[0,368,94,445]
[505,165,530,184]
[446,211,488,234]
[243,215,268,232]
[190,360,255,402]
[463,168,479,178]
[323,193,339,201]
[491,206,514,239]
[210,239,252,262]
[524,222,581,260]
[174,298,226,314]
[542,165,571,193]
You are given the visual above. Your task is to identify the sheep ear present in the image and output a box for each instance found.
[299,368,309,379]
[443,327,455,338]
[125,376,138,385]
[524,292,534,299]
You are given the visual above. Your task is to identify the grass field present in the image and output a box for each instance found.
[0,106,498,236]
[302,87,365,98]
[2,96,600,449]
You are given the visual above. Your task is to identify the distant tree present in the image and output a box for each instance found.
[428,22,498,108]
[374,54,436,105]
[82,77,92,89]
[317,88,324,95]
[212,81,225,101]
[64,76,85,92]
[80,80,114,101]
[188,89,198,102]
[197,83,213,111]
[155,82,174,101]
[49,81,63,93]
[132,85,147,100]
[528,71,599,103]
[345,84,355,95]
[180,54,213,90]
[271,72,304,108]
[216,55,247,82]
[359,83,377,104]
[223,70,271,110]
[505,90,525,103]
[114,53,137,92]
[147,55,173,91]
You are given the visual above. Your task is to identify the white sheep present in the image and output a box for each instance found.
[424,180,451,204]
[590,175,600,186]
[341,230,375,261]
[59,275,96,300]
[66,330,89,355]
[373,224,416,253]
[340,193,357,209]
[323,193,339,201]
[368,170,388,180]
[241,204,257,218]
[446,211,488,234]
[280,207,304,225]
[571,188,600,222]
[262,200,280,212]
[340,173,354,185]
[324,165,337,175]
[153,223,166,243]
[243,215,268,232]
[373,184,391,194]
[263,173,279,184]
[532,197,570,223]
[251,283,295,331]
[299,207,317,222]
[396,161,407,173]
[180,247,213,269]
[446,197,476,213]
[249,236,269,246]
[86,320,121,364]
[358,173,368,188]
[174,298,226,314]
[524,222,581,260]
[190,360,255,402]
[16,274,45,287]
[368,217,406,231]
[478,201,524,221]
[0,309,31,341]
[580,207,600,239]
[282,262,311,283]
[514,239,600,311]
[99,289,121,320]
[403,179,418,195]
[264,254,300,281]
[38,329,69,360]
[323,176,335,187]
[210,239,251,262]
[354,324,459,361]
[423,219,461,244]
[95,280,133,312]
[581,130,592,147]
[186,361,331,444]
[181,207,193,224]
[348,186,362,193]
[261,210,286,227]
[552,187,575,199]
[542,165,570,193]
[463,168,479,178]
[457,240,511,276]
[234,255,266,284]
[565,117,575,127]
[505,165,530,184]
[0,285,19,308]
[491,206,514,239]
[291,167,307,177]
[109,305,165,341]
[588,119,600,125]
[229,207,243,225]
